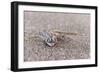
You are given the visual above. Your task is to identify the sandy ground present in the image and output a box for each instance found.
[24,11,90,62]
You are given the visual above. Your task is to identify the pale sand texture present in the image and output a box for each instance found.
[24,11,90,61]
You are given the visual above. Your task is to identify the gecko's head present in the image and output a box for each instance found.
[45,35,57,47]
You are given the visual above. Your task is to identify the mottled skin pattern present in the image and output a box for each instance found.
[39,30,78,47]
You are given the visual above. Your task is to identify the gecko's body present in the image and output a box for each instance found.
[39,30,78,47]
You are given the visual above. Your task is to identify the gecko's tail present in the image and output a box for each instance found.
[52,30,78,35]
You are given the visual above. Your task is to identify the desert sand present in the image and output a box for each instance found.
[24,11,90,61]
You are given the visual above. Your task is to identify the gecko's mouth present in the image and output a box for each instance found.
[45,42,56,47]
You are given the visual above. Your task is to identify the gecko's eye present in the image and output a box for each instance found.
[47,38,52,43]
